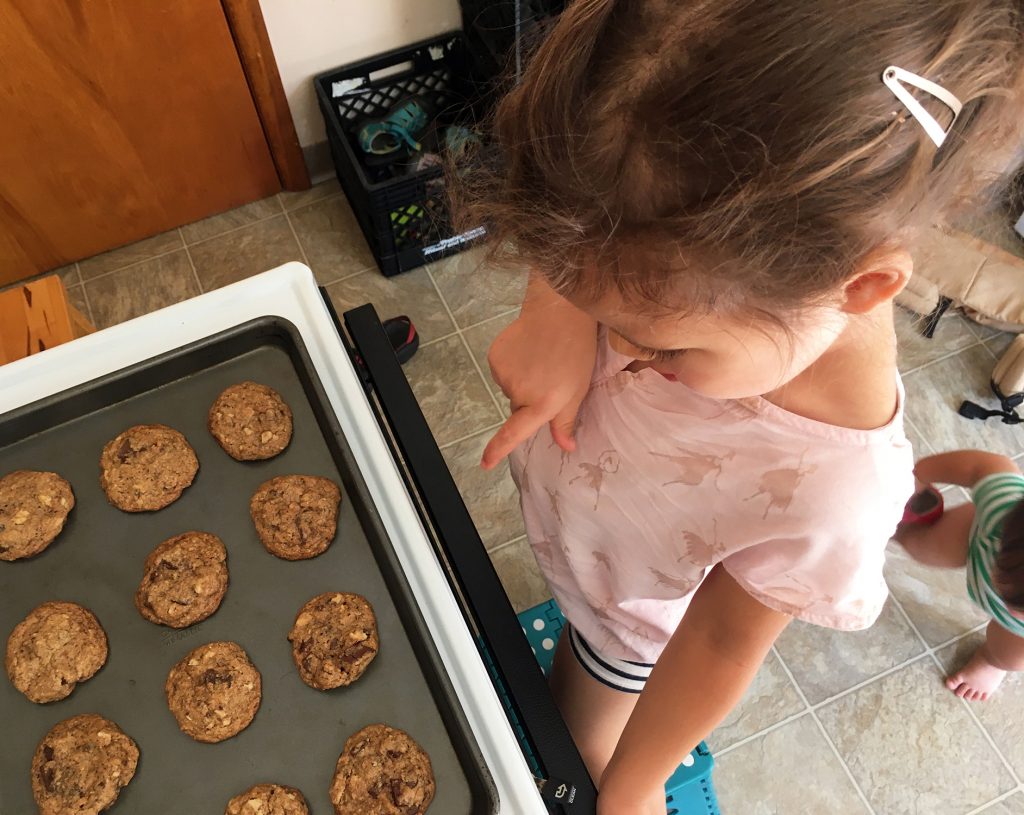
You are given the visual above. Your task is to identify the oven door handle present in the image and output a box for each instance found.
[340,301,597,813]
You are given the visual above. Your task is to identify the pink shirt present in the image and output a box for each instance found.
[509,330,915,663]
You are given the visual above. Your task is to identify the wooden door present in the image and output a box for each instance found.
[0,1,281,284]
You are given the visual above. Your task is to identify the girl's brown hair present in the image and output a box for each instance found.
[454,0,1024,316]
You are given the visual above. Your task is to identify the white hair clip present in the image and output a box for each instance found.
[882,65,963,148]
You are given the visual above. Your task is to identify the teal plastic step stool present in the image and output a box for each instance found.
[517,599,720,815]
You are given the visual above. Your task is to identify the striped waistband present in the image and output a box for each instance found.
[567,626,654,694]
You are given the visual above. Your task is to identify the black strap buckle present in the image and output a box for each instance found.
[959,380,1024,425]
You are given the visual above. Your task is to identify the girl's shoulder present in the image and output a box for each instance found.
[741,373,907,448]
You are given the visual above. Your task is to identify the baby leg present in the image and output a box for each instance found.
[946,620,1024,701]
[549,633,640,785]
[894,503,975,568]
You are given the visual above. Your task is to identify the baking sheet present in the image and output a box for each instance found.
[0,318,495,814]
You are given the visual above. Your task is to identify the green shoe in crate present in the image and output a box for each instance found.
[358,96,433,156]
[390,204,427,247]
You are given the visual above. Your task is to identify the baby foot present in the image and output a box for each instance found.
[945,647,1007,702]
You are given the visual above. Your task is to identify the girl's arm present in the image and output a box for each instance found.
[481,271,597,468]
[597,565,791,813]
[914,451,1020,489]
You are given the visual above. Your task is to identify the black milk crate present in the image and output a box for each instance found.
[460,0,564,82]
[315,33,487,277]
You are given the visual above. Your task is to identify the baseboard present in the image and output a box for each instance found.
[302,141,335,185]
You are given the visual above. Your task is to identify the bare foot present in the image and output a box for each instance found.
[946,647,1007,702]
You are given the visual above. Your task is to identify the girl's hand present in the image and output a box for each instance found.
[481,275,597,469]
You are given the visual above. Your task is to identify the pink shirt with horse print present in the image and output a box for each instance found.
[509,328,915,664]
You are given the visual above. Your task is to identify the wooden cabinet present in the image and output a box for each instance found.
[0,1,305,285]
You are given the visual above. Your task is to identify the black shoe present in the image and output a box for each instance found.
[383,315,419,364]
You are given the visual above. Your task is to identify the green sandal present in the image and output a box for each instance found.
[357,96,433,157]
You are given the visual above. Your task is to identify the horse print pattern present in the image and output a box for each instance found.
[508,328,914,663]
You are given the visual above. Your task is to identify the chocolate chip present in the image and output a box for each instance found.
[40,765,55,792]
[43,745,54,761]
[389,778,404,804]
[202,669,233,686]
[386,749,403,759]
[116,438,133,462]
[342,643,373,665]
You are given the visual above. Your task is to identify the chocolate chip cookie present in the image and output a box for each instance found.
[165,641,261,743]
[329,724,435,815]
[32,713,139,815]
[288,593,379,690]
[249,475,342,561]
[100,424,198,512]
[0,470,75,561]
[6,601,108,703]
[136,531,229,628]
[209,382,294,461]
[225,783,310,815]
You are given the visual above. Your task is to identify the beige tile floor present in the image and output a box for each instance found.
[16,185,1024,814]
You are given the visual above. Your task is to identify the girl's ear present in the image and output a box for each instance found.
[841,247,913,314]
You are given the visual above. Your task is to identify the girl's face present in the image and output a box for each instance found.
[581,292,849,400]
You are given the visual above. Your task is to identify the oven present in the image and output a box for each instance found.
[0,263,595,814]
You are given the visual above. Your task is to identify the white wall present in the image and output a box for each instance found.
[260,0,462,149]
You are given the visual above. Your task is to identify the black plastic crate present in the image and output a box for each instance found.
[461,0,563,82]
[314,34,488,277]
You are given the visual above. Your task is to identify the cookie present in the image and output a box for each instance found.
[288,593,379,690]
[329,724,435,815]
[165,641,261,743]
[0,470,75,561]
[99,424,198,512]
[249,475,342,561]
[136,531,229,628]
[6,601,108,703]
[32,713,139,815]
[225,783,310,815]
[209,382,294,461]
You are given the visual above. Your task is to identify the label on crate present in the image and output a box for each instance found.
[422,226,487,257]
[332,77,366,97]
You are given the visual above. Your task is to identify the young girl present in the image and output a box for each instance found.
[897,451,1024,702]
[456,1,1024,811]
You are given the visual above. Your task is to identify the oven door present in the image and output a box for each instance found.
[341,301,598,813]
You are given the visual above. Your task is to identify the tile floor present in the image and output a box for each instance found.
[17,185,1024,814]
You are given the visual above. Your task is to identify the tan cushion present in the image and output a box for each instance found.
[911,227,1024,330]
